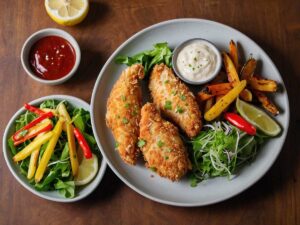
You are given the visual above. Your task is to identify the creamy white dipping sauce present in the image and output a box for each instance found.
[176,40,218,82]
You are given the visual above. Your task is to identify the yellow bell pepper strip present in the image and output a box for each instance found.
[35,119,63,183]
[204,80,247,121]
[13,131,53,162]
[12,112,54,142]
[14,119,53,146]
[74,128,92,159]
[67,123,79,176]
[57,103,79,176]
[57,103,71,132]
[27,147,40,179]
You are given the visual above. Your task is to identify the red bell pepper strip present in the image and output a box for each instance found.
[73,128,92,159]
[14,123,53,146]
[12,112,54,142]
[24,103,45,115]
[224,112,256,135]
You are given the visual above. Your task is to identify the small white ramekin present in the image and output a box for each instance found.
[172,38,222,85]
[21,28,81,85]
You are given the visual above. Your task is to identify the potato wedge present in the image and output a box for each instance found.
[204,98,214,114]
[229,40,239,70]
[197,88,213,102]
[239,88,253,102]
[253,90,279,115]
[249,75,278,92]
[204,80,247,121]
[207,83,232,96]
[222,52,252,101]
[240,58,257,80]
[222,52,240,85]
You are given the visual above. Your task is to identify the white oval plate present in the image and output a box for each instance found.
[91,19,289,206]
[3,95,107,202]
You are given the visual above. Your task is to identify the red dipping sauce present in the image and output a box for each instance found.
[29,36,76,80]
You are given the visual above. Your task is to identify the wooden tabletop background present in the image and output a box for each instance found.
[0,0,299,224]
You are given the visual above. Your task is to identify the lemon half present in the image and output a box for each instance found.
[45,0,89,26]
[74,153,98,186]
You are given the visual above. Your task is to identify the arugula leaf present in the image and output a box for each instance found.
[72,108,90,132]
[8,138,17,155]
[115,42,172,76]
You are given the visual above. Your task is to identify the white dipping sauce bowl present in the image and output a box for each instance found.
[172,38,222,85]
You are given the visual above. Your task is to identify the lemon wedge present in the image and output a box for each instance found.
[45,0,89,26]
[236,98,281,136]
[74,153,98,186]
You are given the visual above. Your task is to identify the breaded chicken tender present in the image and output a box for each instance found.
[139,103,191,181]
[106,64,144,165]
[149,64,202,137]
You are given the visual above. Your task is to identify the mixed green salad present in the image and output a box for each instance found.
[8,100,100,198]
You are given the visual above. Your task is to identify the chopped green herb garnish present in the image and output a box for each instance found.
[125,103,130,108]
[166,148,173,152]
[164,80,169,84]
[188,64,192,67]
[150,167,157,172]
[157,140,164,147]
[138,139,146,148]
[122,118,129,124]
[121,95,126,101]
[176,106,184,114]
[115,142,119,148]
[132,110,138,116]
[164,100,172,110]
[164,156,169,160]
[180,94,186,101]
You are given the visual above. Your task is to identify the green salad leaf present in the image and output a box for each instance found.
[115,42,173,76]
[189,122,265,186]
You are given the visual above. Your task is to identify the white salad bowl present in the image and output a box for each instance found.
[3,95,107,202]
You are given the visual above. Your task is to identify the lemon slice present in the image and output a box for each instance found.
[236,98,281,136]
[45,0,89,26]
[74,153,98,186]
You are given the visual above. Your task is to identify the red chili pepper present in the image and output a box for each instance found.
[24,103,45,115]
[73,128,93,159]
[12,112,54,141]
[224,112,256,135]
[14,123,53,146]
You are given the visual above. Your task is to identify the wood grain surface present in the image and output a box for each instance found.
[0,0,299,225]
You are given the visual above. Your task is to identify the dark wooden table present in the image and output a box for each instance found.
[0,1,299,224]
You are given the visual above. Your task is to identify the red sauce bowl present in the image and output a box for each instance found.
[21,28,81,85]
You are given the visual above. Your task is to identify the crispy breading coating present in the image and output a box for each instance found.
[149,64,202,138]
[139,103,191,181]
[106,64,144,165]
